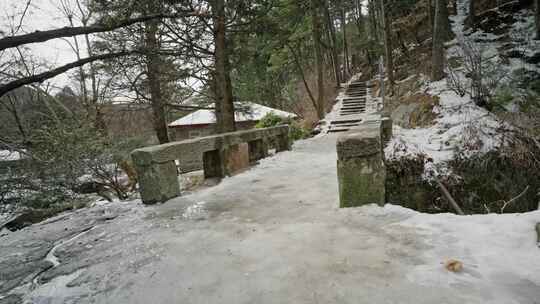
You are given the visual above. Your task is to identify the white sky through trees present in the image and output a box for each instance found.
[0,0,84,92]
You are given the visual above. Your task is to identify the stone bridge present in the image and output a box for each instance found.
[131,125,291,204]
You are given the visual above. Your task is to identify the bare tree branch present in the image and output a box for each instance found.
[0,12,206,51]
[0,51,135,98]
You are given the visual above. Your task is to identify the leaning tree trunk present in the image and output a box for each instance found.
[311,0,326,119]
[380,0,394,93]
[535,0,540,39]
[440,0,453,40]
[468,0,476,30]
[431,0,447,81]
[368,0,379,42]
[340,7,351,76]
[212,0,236,133]
[145,18,169,144]
[428,0,434,31]
[323,0,342,87]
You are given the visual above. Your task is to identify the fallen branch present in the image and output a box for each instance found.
[500,185,529,213]
[435,179,465,215]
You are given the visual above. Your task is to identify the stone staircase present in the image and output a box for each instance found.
[328,80,370,133]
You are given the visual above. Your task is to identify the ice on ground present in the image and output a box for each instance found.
[369,204,540,300]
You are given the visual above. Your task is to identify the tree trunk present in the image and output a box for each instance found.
[431,0,446,81]
[368,0,379,42]
[311,0,326,119]
[428,0,434,31]
[380,0,394,93]
[340,7,351,76]
[212,0,236,133]
[323,0,342,87]
[440,0,453,41]
[145,18,169,144]
[535,0,540,40]
[468,0,476,30]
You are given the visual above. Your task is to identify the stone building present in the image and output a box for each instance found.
[168,102,296,141]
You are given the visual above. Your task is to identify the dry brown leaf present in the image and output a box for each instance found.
[444,259,463,272]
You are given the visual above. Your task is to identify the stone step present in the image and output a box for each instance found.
[342,102,365,105]
[340,110,364,114]
[330,119,362,125]
[341,108,365,111]
[328,127,352,133]
[333,122,362,127]
[342,104,365,107]
[341,102,366,106]
[340,110,365,114]
[342,105,366,108]
[342,101,366,104]
[342,97,366,101]
[341,105,366,109]
[341,109,366,113]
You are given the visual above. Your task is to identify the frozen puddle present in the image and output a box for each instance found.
[25,269,88,304]
[182,202,208,220]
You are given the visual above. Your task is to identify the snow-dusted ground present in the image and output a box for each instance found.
[0,150,24,161]
[385,0,539,178]
[385,79,503,177]
[1,111,539,303]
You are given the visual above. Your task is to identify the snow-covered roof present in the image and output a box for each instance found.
[168,102,297,127]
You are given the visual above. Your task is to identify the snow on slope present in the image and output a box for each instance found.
[385,79,503,177]
[385,0,539,178]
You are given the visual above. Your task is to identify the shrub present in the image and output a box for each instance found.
[256,112,310,141]
[0,119,146,211]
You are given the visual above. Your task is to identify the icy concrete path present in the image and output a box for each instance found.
[1,134,540,304]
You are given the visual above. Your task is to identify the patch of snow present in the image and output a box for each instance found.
[385,79,503,178]
[182,201,208,220]
[0,150,24,161]
[385,0,540,179]
[359,204,540,301]
[25,269,89,303]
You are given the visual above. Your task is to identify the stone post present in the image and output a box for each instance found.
[223,143,250,175]
[337,122,386,208]
[248,139,269,162]
[276,132,291,152]
[381,114,393,144]
[203,149,226,178]
[131,152,180,205]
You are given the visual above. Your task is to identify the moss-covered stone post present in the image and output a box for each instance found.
[276,131,291,152]
[248,139,269,162]
[131,151,180,205]
[381,114,393,144]
[337,122,386,208]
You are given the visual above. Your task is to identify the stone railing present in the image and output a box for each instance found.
[336,114,392,208]
[131,125,291,204]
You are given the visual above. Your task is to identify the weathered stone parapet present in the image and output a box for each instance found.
[337,119,387,208]
[381,113,393,144]
[132,125,290,204]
